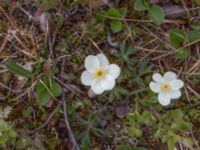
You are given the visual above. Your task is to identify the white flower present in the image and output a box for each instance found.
[81,53,121,95]
[149,71,184,106]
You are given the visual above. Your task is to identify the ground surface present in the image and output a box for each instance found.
[0,0,200,150]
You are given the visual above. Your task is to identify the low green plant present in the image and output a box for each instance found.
[169,28,189,59]
[155,109,193,150]
[35,77,62,105]
[75,112,108,150]
[106,7,127,33]
[0,119,17,148]
[134,0,165,25]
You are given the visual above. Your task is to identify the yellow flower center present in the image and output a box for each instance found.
[92,68,107,80]
[161,83,171,92]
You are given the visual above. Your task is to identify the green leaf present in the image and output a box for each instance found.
[5,62,33,77]
[183,138,193,147]
[111,20,122,33]
[0,134,9,144]
[132,148,146,150]
[119,8,127,17]
[35,81,46,93]
[134,0,149,11]
[128,127,142,137]
[116,145,145,150]
[38,90,51,105]
[35,78,62,105]
[175,48,189,59]
[191,22,200,30]
[95,14,105,23]
[170,29,185,48]
[107,7,120,17]
[0,119,7,131]
[81,130,90,150]
[167,139,176,150]
[188,30,200,43]
[116,145,132,150]
[171,109,183,120]
[148,5,165,25]
[51,82,62,97]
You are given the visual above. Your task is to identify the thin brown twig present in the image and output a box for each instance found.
[0,34,9,53]
[153,38,200,60]
[60,59,80,150]
[32,102,62,133]
[104,15,186,24]
[186,85,200,99]
[0,6,13,25]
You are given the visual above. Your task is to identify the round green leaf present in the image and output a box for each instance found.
[134,0,149,11]
[148,5,165,25]
[38,91,51,105]
[170,29,185,48]
[111,20,122,33]
[107,7,120,17]
[188,30,200,43]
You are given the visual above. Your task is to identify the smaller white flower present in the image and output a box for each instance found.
[149,71,184,106]
[81,53,121,95]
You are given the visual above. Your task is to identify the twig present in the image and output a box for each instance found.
[32,102,62,133]
[0,6,13,25]
[60,59,80,150]
[152,38,200,60]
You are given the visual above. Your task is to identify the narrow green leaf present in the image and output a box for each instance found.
[51,82,62,97]
[148,5,165,25]
[5,62,33,77]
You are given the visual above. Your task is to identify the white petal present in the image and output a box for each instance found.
[107,64,121,79]
[91,81,104,94]
[158,92,171,106]
[85,55,100,71]
[171,80,184,90]
[81,71,95,86]
[100,75,115,90]
[152,73,165,83]
[164,71,177,81]
[169,90,181,99]
[96,53,109,68]
[149,82,161,93]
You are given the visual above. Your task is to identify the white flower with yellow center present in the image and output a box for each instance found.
[149,71,184,106]
[81,53,121,94]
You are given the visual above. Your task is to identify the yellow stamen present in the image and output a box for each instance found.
[161,83,171,92]
[92,68,106,80]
